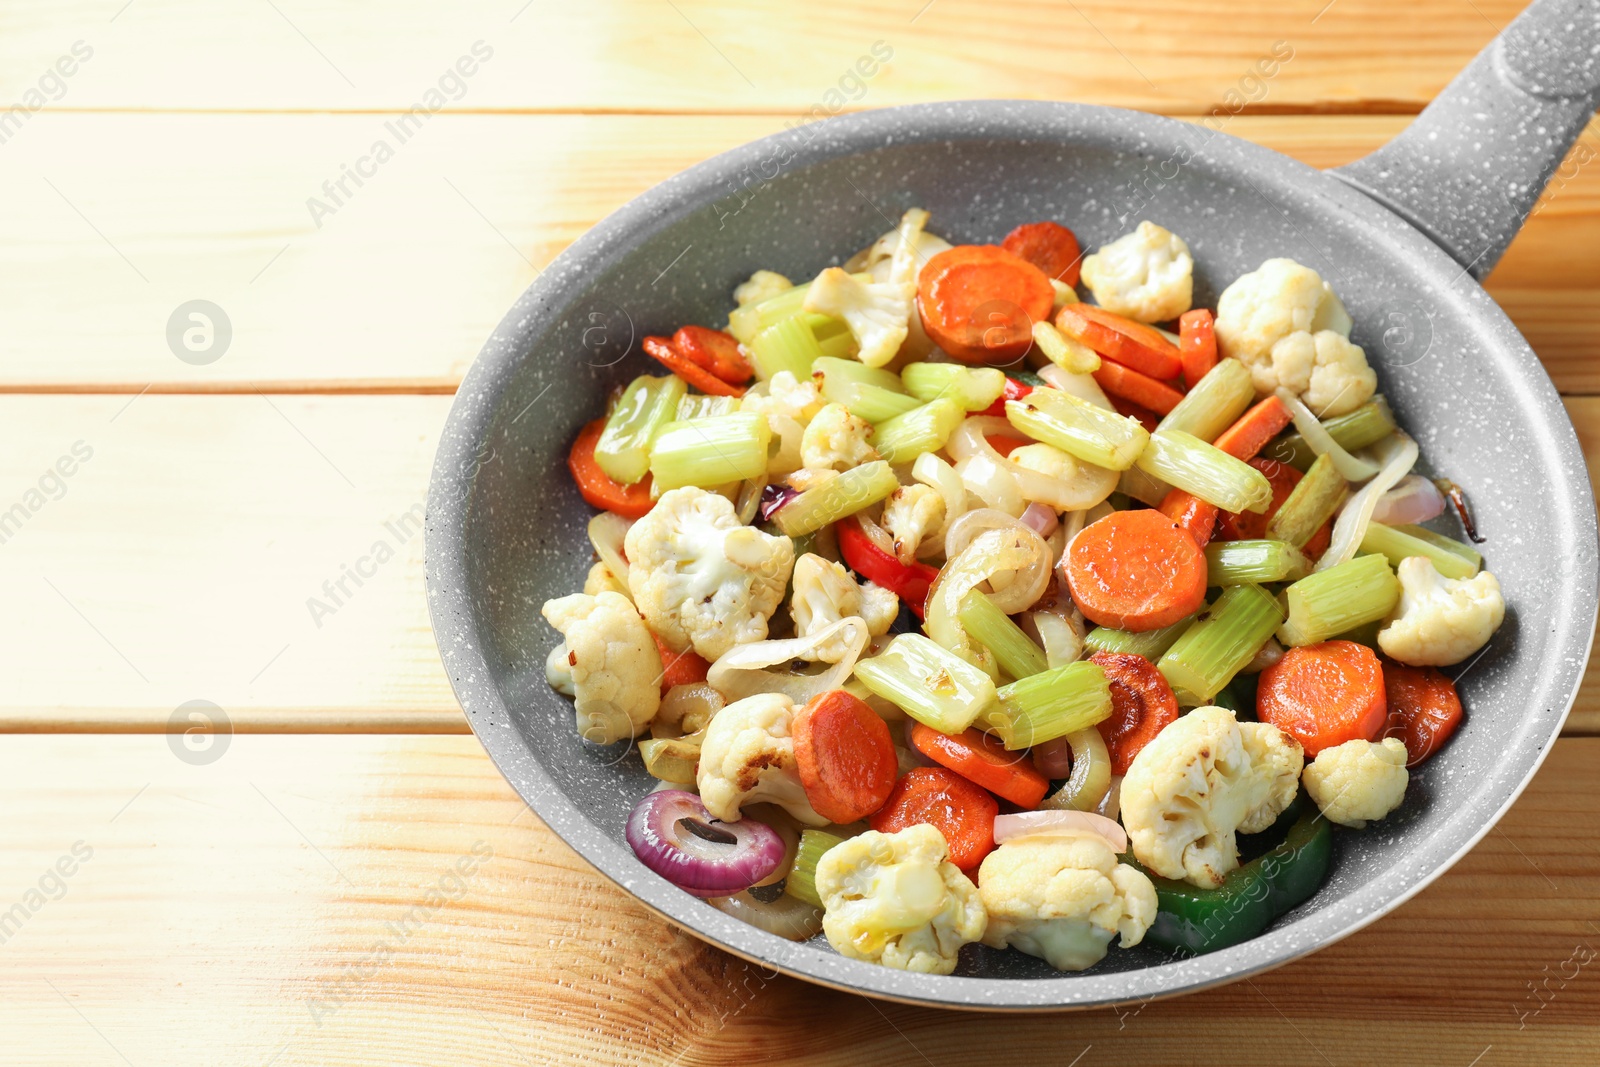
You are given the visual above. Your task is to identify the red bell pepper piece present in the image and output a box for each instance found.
[836,515,939,618]
[978,376,1035,417]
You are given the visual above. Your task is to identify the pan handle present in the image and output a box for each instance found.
[1332,0,1600,280]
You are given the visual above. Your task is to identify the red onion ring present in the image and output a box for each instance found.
[626,790,785,897]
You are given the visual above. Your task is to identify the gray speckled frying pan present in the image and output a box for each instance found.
[427,0,1600,1009]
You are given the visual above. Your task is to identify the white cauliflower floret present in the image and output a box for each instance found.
[1260,329,1378,418]
[582,561,628,597]
[695,692,826,825]
[1214,258,1371,416]
[784,467,839,493]
[733,269,792,307]
[625,487,795,661]
[741,370,822,477]
[1377,556,1505,666]
[1078,221,1194,323]
[1303,737,1410,828]
[978,833,1157,972]
[1121,706,1304,888]
[881,484,945,564]
[1009,442,1077,482]
[800,402,880,470]
[540,591,663,744]
[803,267,913,369]
[860,209,951,283]
[816,824,986,975]
[790,553,898,655]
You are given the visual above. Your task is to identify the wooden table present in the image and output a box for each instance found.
[1,2,1596,1063]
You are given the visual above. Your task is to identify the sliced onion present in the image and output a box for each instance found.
[948,416,1118,513]
[954,451,1024,516]
[1372,474,1446,526]
[759,483,799,522]
[707,887,824,940]
[994,809,1127,854]
[1276,388,1380,482]
[1098,775,1123,823]
[735,476,766,525]
[652,682,724,739]
[706,617,868,704]
[1243,636,1285,674]
[1019,502,1060,539]
[742,803,801,887]
[587,512,633,595]
[765,413,806,477]
[1025,610,1086,669]
[1039,727,1110,810]
[1317,431,1419,571]
[925,526,1052,676]
[1031,735,1074,778]
[1037,365,1116,411]
[944,507,1032,562]
[911,452,968,556]
[626,790,785,897]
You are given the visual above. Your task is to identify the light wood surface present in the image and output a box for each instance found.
[6,0,1599,1062]
[1,734,1595,1066]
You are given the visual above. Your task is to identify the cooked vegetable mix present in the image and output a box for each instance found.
[542,208,1505,974]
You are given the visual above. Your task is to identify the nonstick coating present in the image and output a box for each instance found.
[425,101,1598,1009]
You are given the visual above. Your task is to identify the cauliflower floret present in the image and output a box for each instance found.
[625,487,795,661]
[1303,737,1410,828]
[800,402,880,470]
[1078,221,1194,323]
[881,483,945,564]
[582,561,628,597]
[784,467,839,493]
[741,370,823,477]
[540,591,663,744]
[696,693,825,826]
[858,209,952,283]
[1258,329,1378,418]
[1377,556,1505,666]
[803,267,913,369]
[790,553,899,655]
[1121,706,1304,888]
[1009,442,1077,482]
[733,269,792,307]
[816,824,986,975]
[978,833,1157,972]
[1214,258,1371,415]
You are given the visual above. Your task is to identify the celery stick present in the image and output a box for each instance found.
[871,398,964,463]
[784,828,846,909]
[1157,358,1255,442]
[1276,553,1401,647]
[1006,388,1149,471]
[675,393,740,421]
[814,327,857,359]
[900,362,1007,411]
[819,378,921,424]
[1084,615,1197,660]
[1031,321,1100,373]
[1204,540,1312,585]
[1137,429,1273,514]
[1358,523,1478,581]
[853,633,998,734]
[727,282,810,343]
[814,355,907,394]
[595,374,686,485]
[959,589,1049,680]
[1158,584,1284,706]
[984,661,1112,750]
[1394,523,1483,571]
[649,412,771,491]
[773,460,899,536]
[747,316,824,380]
[1268,397,1397,471]
[1265,453,1348,549]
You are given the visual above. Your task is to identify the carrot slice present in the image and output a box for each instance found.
[1000,221,1084,286]
[1178,309,1218,389]
[793,689,899,823]
[1257,640,1387,757]
[567,418,654,519]
[1064,509,1208,632]
[641,335,746,398]
[1055,304,1183,380]
[1089,652,1181,775]
[1158,488,1219,548]
[1212,395,1293,461]
[917,245,1055,365]
[1216,457,1332,557]
[1381,661,1464,765]
[672,325,752,386]
[1093,359,1186,415]
[987,434,1030,457]
[651,634,709,692]
[870,766,999,871]
[908,723,1049,809]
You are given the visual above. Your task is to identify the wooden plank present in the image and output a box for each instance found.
[0,733,1595,1065]
[2,112,1596,393]
[1,1,1532,115]
[0,392,1595,733]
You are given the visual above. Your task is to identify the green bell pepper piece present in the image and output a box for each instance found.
[1137,808,1332,957]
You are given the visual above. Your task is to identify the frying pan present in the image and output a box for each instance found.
[426,0,1600,1009]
